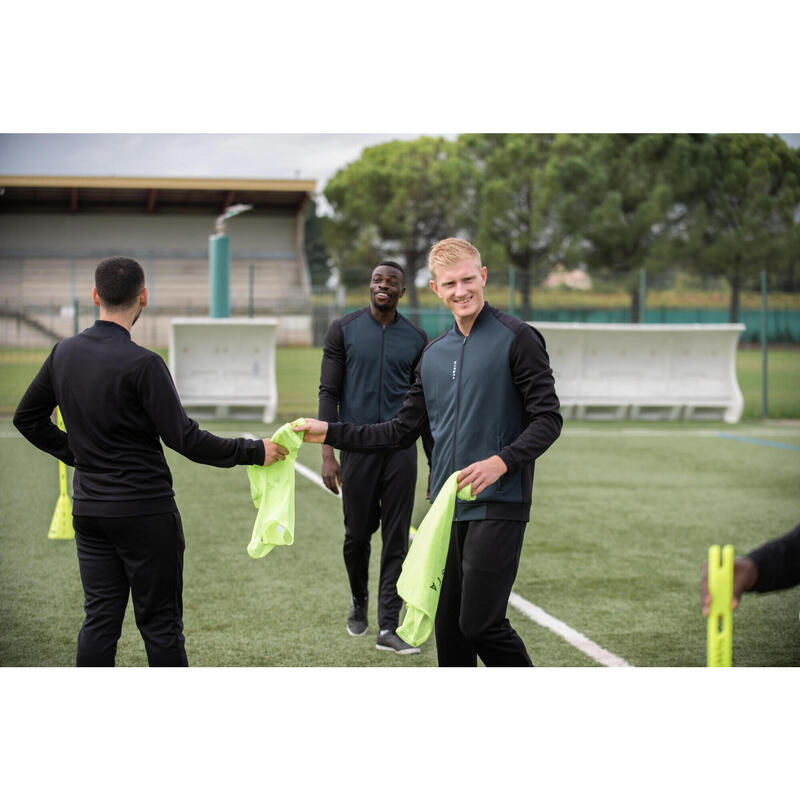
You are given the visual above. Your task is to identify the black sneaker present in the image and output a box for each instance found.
[346,595,368,637]
[376,629,421,655]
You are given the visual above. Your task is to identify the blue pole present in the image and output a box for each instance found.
[209,234,230,318]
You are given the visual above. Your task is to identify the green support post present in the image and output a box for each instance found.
[761,269,768,419]
[209,234,230,318]
[639,268,647,324]
[70,260,79,335]
[248,263,255,318]
[509,267,516,316]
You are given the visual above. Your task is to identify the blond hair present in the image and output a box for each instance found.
[428,238,481,280]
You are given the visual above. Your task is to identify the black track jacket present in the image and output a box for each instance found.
[324,303,562,522]
[318,307,428,424]
[748,523,800,593]
[14,320,265,517]
[318,307,433,460]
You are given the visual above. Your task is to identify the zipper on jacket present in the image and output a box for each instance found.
[378,325,386,420]
[451,334,468,473]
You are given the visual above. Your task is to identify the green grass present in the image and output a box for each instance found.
[4,344,797,420]
[2,344,799,667]
[2,419,798,667]
[737,347,800,419]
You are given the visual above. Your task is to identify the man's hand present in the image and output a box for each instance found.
[292,418,329,443]
[321,444,342,495]
[457,455,507,496]
[700,556,758,617]
[262,440,289,466]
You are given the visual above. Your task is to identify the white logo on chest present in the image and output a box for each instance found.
[451,360,457,381]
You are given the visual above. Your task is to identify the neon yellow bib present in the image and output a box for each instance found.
[395,472,474,646]
[246,419,305,559]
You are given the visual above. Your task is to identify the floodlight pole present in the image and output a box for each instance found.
[209,204,253,318]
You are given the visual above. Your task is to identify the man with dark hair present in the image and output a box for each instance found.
[13,256,288,667]
[318,259,432,655]
[94,255,146,307]
[298,239,562,667]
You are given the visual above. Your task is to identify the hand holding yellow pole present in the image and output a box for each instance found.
[706,544,733,667]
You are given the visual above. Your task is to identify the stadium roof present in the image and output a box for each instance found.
[0,175,317,214]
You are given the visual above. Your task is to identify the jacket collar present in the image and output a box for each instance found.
[449,301,490,337]
[92,320,131,337]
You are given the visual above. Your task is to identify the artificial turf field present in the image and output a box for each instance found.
[1,413,798,667]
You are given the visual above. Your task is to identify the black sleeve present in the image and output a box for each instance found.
[747,523,800,593]
[326,365,428,454]
[496,325,563,473]
[411,336,434,467]
[13,347,75,466]
[318,319,344,423]
[137,356,265,467]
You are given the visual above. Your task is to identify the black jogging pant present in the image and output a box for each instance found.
[435,519,532,667]
[73,511,188,667]
[339,445,417,631]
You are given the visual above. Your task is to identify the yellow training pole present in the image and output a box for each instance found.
[48,407,74,540]
[706,544,733,667]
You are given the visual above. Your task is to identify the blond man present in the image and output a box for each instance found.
[297,238,561,666]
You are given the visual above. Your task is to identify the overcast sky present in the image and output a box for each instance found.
[0,133,454,195]
[1,133,797,201]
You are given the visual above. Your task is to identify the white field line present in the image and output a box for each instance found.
[293,459,342,501]
[11,425,629,665]
[563,427,800,438]
[508,592,632,668]
[252,433,631,668]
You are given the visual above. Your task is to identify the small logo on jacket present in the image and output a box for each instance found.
[451,360,457,381]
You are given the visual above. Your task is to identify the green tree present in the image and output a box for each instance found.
[459,133,564,319]
[554,133,704,320]
[685,134,800,320]
[322,137,477,309]
[303,195,332,286]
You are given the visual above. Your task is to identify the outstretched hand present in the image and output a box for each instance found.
[262,440,289,466]
[292,418,329,443]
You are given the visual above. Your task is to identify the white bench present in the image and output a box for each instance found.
[531,322,746,423]
[168,317,279,423]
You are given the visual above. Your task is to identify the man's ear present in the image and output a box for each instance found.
[140,287,148,307]
[429,279,441,298]
[92,287,101,307]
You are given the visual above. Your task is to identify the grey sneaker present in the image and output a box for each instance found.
[346,595,368,637]
[376,629,421,655]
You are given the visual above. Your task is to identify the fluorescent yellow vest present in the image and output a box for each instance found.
[396,472,474,646]
[246,419,305,559]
